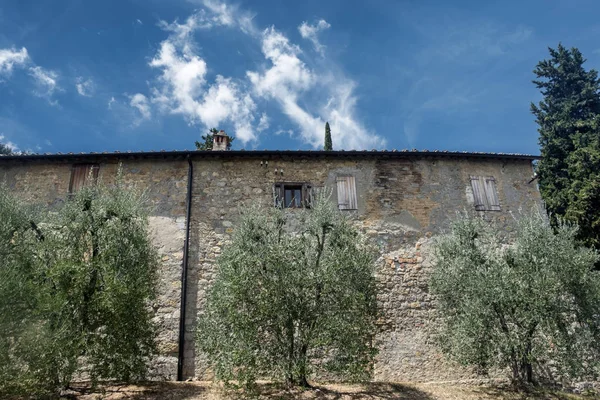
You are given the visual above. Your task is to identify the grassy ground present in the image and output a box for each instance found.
[63,381,596,399]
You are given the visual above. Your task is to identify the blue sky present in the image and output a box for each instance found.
[1,0,599,154]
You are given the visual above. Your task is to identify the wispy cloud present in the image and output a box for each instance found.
[0,134,19,152]
[107,96,116,109]
[148,11,258,143]
[247,25,385,149]
[0,47,29,75]
[129,93,151,122]
[257,112,269,132]
[0,46,63,104]
[202,0,257,34]
[137,0,384,149]
[29,66,60,103]
[298,19,330,56]
[75,76,94,97]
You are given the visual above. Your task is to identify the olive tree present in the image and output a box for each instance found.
[197,194,377,387]
[431,211,600,384]
[0,177,158,397]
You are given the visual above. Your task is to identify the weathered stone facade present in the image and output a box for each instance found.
[0,150,541,383]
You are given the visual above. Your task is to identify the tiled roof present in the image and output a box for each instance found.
[0,149,539,161]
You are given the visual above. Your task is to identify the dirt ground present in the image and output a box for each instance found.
[63,381,597,400]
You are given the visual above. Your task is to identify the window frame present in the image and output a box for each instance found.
[273,182,313,209]
[336,175,358,210]
[69,163,100,194]
[470,175,501,211]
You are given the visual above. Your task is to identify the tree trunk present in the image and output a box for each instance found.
[286,318,295,385]
[297,343,310,388]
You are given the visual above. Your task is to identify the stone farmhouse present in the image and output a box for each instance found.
[0,134,541,382]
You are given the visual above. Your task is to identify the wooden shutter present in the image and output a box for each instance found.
[336,176,357,210]
[302,184,313,208]
[484,177,501,211]
[470,176,486,211]
[69,164,99,194]
[273,183,283,208]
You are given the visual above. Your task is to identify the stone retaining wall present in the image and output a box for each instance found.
[1,154,541,382]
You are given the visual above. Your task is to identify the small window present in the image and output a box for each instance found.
[470,176,500,211]
[336,176,357,210]
[274,183,312,208]
[69,164,100,194]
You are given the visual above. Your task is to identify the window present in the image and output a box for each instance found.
[69,164,100,194]
[470,175,500,211]
[274,183,312,208]
[336,175,357,210]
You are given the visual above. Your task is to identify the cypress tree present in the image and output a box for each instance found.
[531,44,600,249]
[324,122,333,151]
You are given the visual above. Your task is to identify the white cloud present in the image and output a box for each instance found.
[0,47,29,75]
[0,134,18,152]
[148,12,259,143]
[150,40,207,115]
[75,76,94,96]
[136,19,143,25]
[29,66,60,101]
[247,27,313,97]
[129,93,151,121]
[298,19,330,56]
[0,47,62,104]
[143,1,383,149]
[257,112,269,132]
[202,0,256,34]
[108,96,116,109]
[195,76,257,142]
[248,26,385,150]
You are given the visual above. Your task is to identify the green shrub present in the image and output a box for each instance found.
[431,211,600,384]
[0,177,159,397]
[197,194,378,387]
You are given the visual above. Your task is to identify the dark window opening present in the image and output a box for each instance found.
[274,183,313,208]
[284,185,303,208]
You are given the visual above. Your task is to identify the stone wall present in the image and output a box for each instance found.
[182,154,541,382]
[0,153,541,383]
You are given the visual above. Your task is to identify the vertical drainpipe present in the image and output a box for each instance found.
[177,155,193,381]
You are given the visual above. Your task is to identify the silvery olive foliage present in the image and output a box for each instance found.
[431,211,600,384]
[0,176,158,397]
[197,193,378,387]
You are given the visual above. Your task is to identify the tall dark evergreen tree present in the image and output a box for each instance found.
[531,44,600,249]
[324,122,333,151]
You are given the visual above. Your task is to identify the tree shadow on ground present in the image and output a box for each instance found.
[224,382,436,400]
[61,381,208,400]
[472,384,585,400]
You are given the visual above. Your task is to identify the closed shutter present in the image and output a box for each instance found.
[69,164,99,194]
[484,177,501,211]
[302,184,313,208]
[336,176,357,210]
[470,176,486,211]
[273,183,283,208]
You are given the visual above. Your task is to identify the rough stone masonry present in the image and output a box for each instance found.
[0,148,541,382]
